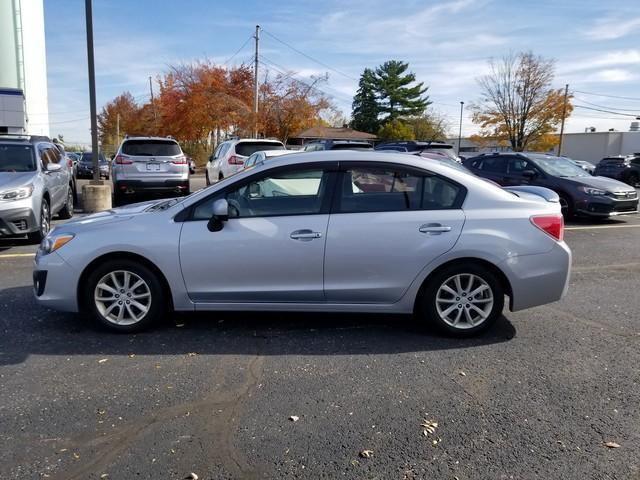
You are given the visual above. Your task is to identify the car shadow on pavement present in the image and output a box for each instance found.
[0,286,516,366]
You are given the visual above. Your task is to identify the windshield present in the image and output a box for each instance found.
[122,140,181,156]
[528,154,590,177]
[81,153,107,164]
[0,145,36,172]
[236,142,284,157]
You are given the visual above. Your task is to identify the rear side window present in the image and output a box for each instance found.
[235,142,284,157]
[337,167,462,213]
[122,140,181,156]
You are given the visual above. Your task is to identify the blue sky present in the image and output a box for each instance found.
[44,0,640,144]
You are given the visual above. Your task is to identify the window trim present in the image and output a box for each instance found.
[177,161,340,222]
[331,161,467,214]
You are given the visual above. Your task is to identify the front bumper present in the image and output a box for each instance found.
[33,250,80,312]
[575,196,638,217]
[500,241,572,312]
[0,205,38,236]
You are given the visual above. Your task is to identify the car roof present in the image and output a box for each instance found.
[122,136,179,142]
[233,138,283,144]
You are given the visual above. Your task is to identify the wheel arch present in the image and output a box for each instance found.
[77,251,173,313]
[413,257,513,314]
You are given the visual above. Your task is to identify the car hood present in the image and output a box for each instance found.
[564,175,635,193]
[0,172,35,191]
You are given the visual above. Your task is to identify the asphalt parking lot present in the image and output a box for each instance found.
[0,177,639,479]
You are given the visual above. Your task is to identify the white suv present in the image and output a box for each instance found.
[205,138,285,185]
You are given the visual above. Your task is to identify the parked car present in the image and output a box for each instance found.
[594,155,640,187]
[463,152,638,218]
[0,134,74,243]
[302,139,373,151]
[569,159,595,175]
[34,151,571,337]
[243,149,296,169]
[205,138,285,185]
[112,136,189,205]
[375,141,462,162]
[77,152,110,180]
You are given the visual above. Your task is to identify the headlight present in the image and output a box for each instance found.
[39,233,75,255]
[578,186,607,196]
[0,184,34,201]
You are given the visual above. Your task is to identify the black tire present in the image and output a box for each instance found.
[58,185,75,219]
[627,172,639,188]
[113,191,125,207]
[205,171,211,186]
[420,263,504,337]
[558,194,574,218]
[84,259,165,333]
[27,199,51,243]
[219,173,224,181]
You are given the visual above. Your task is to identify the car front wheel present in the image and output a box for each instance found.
[85,260,164,332]
[27,199,51,243]
[421,264,504,336]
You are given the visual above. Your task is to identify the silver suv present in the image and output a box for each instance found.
[205,138,285,185]
[112,136,189,205]
[0,135,74,243]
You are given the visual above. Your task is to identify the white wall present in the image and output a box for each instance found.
[21,0,49,136]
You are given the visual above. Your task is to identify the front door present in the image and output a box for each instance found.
[324,164,465,303]
[179,166,336,303]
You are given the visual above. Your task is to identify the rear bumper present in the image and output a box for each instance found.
[500,241,572,311]
[114,178,189,194]
[0,206,38,236]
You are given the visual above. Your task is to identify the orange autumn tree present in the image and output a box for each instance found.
[98,61,334,164]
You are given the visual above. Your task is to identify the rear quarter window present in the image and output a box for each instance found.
[122,140,181,156]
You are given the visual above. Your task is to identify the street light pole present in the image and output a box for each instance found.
[457,101,464,156]
[84,0,100,183]
[557,84,569,157]
[253,25,260,139]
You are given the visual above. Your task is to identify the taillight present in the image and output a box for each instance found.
[171,156,187,165]
[228,155,244,165]
[67,159,73,168]
[115,155,132,165]
[531,214,564,241]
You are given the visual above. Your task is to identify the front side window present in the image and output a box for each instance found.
[337,167,462,213]
[477,157,507,173]
[507,157,535,176]
[192,168,328,220]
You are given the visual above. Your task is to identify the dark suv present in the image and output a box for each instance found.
[594,155,640,187]
[463,152,638,218]
[302,139,373,151]
[375,141,461,163]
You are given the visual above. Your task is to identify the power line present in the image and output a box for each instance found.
[223,34,254,65]
[573,97,640,112]
[573,104,640,117]
[573,90,640,102]
[261,29,357,81]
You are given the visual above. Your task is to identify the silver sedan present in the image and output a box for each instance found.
[33,151,571,336]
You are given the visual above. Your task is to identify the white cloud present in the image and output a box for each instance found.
[559,49,640,74]
[586,16,640,40]
[587,69,636,83]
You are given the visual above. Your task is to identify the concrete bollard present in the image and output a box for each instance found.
[82,182,112,213]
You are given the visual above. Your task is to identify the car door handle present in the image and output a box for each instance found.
[290,229,323,241]
[419,223,452,235]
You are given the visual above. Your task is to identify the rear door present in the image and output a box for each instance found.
[323,163,466,303]
[118,140,183,178]
[468,156,508,184]
[39,145,66,211]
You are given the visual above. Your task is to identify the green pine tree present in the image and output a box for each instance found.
[350,68,380,134]
[374,60,430,121]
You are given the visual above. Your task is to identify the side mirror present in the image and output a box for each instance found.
[207,198,229,232]
[522,169,537,179]
[46,163,62,172]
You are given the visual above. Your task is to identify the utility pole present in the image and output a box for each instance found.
[557,84,569,157]
[457,101,464,156]
[253,25,260,139]
[116,113,120,147]
[149,75,158,131]
[85,0,100,183]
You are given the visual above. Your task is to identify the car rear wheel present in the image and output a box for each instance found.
[205,170,211,186]
[27,199,50,243]
[420,264,504,336]
[58,185,75,219]
[85,259,164,332]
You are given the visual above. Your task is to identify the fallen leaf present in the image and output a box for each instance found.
[175,323,185,328]
[187,352,197,357]
[289,415,300,422]
[421,419,438,435]
[459,371,466,376]
[72,452,80,459]
[184,474,198,480]
[59,448,67,453]
[97,409,106,415]
[98,358,108,364]
[604,441,621,448]
[100,475,109,479]
[359,450,373,458]
[350,459,360,466]
[128,354,135,358]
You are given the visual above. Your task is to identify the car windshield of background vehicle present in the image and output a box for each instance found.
[81,153,108,164]
[529,155,590,177]
[122,140,181,156]
[0,145,36,172]
[236,142,285,157]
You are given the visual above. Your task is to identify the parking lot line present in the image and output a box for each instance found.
[565,224,640,231]
[0,253,35,258]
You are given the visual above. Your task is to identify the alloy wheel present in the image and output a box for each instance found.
[559,196,569,216]
[40,202,50,237]
[435,273,494,329]
[94,270,152,326]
